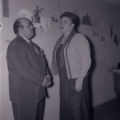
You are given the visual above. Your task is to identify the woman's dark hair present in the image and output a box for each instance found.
[60,12,80,31]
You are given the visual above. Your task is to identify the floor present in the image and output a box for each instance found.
[94,98,120,120]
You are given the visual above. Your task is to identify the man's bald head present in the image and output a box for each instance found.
[13,17,35,39]
[13,17,31,34]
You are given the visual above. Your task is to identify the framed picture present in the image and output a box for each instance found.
[2,0,9,17]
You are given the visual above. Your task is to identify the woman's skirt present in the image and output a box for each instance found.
[59,74,92,120]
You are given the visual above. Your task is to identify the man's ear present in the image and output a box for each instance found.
[72,23,75,28]
[19,27,23,34]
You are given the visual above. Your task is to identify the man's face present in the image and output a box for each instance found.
[20,19,35,39]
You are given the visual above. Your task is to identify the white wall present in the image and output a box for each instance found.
[0,0,3,119]
[1,0,120,120]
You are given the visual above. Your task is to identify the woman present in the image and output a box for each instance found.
[52,12,91,120]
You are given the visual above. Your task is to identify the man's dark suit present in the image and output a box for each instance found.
[6,36,48,120]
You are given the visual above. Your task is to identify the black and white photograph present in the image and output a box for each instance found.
[0,0,120,120]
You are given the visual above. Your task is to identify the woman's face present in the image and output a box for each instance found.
[60,17,74,34]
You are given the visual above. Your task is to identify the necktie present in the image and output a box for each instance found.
[29,41,39,54]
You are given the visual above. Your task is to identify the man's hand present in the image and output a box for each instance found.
[75,79,83,92]
[42,75,51,88]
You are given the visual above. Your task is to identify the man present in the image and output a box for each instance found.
[6,17,51,120]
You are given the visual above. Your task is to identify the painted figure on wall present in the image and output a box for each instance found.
[32,6,43,23]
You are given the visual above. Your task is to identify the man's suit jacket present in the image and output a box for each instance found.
[7,36,47,103]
